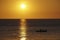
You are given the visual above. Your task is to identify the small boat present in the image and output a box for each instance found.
[36,29,47,32]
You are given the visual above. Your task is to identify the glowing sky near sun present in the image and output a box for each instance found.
[0,0,60,19]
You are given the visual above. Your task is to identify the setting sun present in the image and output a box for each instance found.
[20,4,26,9]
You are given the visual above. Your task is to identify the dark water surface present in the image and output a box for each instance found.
[0,26,60,40]
[0,19,60,40]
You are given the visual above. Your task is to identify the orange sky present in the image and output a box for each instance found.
[0,0,60,19]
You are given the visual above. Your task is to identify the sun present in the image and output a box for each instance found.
[20,4,26,9]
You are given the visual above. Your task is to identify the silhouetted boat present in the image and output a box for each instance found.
[36,29,47,32]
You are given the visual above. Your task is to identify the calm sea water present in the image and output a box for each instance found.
[0,26,60,40]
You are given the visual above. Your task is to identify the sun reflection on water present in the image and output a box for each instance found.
[20,19,27,40]
[20,37,26,40]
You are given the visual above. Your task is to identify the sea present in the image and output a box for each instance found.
[0,19,60,40]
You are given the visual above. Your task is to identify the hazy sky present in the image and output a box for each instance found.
[0,0,60,19]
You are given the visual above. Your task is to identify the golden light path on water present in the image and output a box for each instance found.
[20,19,27,40]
